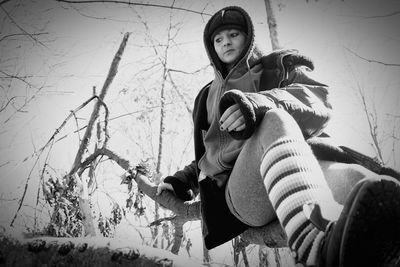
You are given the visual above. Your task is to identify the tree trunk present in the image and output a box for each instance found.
[76,173,97,236]
[264,0,281,50]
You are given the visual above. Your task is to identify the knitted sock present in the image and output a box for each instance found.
[260,138,342,266]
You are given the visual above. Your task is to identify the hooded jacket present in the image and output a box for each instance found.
[164,6,334,249]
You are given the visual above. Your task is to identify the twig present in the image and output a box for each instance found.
[0,32,48,43]
[34,140,54,231]
[51,103,173,146]
[167,66,209,75]
[0,6,49,48]
[345,47,400,67]
[0,161,10,168]
[106,103,174,122]
[0,0,12,6]
[166,70,193,114]
[56,0,212,16]
[0,96,18,113]
[0,70,36,86]
[356,82,384,162]
[4,87,45,124]
[72,112,83,146]
[36,140,54,207]
[148,215,177,227]
[10,149,43,226]
[386,113,400,119]
[28,95,100,161]
[347,11,400,19]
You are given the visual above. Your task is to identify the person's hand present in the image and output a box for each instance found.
[156,181,174,196]
[220,104,245,132]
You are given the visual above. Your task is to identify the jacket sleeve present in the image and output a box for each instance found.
[163,161,199,201]
[219,65,332,140]
[266,66,332,137]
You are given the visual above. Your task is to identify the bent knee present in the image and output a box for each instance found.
[263,109,292,123]
[257,109,303,140]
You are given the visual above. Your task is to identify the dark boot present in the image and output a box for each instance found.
[316,177,400,267]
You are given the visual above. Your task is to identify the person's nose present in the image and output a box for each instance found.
[222,37,231,47]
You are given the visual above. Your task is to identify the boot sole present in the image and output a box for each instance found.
[339,177,400,267]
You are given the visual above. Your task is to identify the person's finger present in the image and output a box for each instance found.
[167,183,173,191]
[156,182,173,195]
[156,183,164,195]
[221,108,243,131]
[220,104,240,123]
[227,116,245,132]
[156,185,161,195]
[234,124,246,131]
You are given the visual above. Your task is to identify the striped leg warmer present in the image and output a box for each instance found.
[260,138,341,266]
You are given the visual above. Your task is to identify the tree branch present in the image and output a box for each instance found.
[25,95,102,164]
[345,47,400,67]
[0,70,36,87]
[56,0,212,16]
[356,82,384,162]
[351,11,400,19]
[0,96,18,113]
[0,0,12,7]
[148,215,177,227]
[0,32,48,43]
[0,6,48,48]
[10,146,45,226]
[80,147,288,248]
[69,32,130,175]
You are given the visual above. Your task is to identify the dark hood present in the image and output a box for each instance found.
[203,6,261,78]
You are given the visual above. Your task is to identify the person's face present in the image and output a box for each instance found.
[213,29,246,70]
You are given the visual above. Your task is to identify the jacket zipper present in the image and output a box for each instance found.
[217,77,228,170]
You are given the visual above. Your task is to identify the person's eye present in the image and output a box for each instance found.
[214,37,222,43]
[231,32,239,38]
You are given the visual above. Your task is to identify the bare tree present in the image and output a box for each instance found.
[352,78,400,168]
[345,46,399,168]
[10,33,130,235]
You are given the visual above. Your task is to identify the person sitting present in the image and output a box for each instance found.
[153,6,400,266]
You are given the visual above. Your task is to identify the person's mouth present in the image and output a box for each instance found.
[224,49,235,55]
